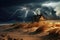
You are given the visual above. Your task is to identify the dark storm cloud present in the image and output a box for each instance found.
[15,2,60,21]
[0,0,60,23]
[1,0,60,7]
[0,0,45,7]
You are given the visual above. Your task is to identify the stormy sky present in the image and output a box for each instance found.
[0,0,60,23]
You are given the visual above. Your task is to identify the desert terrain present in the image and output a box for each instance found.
[0,20,60,40]
[0,17,60,40]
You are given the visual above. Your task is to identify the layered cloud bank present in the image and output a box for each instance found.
[0,1,60,22]
[13,2,60,20]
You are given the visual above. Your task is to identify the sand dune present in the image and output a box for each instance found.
[0,20,60,40]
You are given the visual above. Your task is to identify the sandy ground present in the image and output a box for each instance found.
[0,21,60,40]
